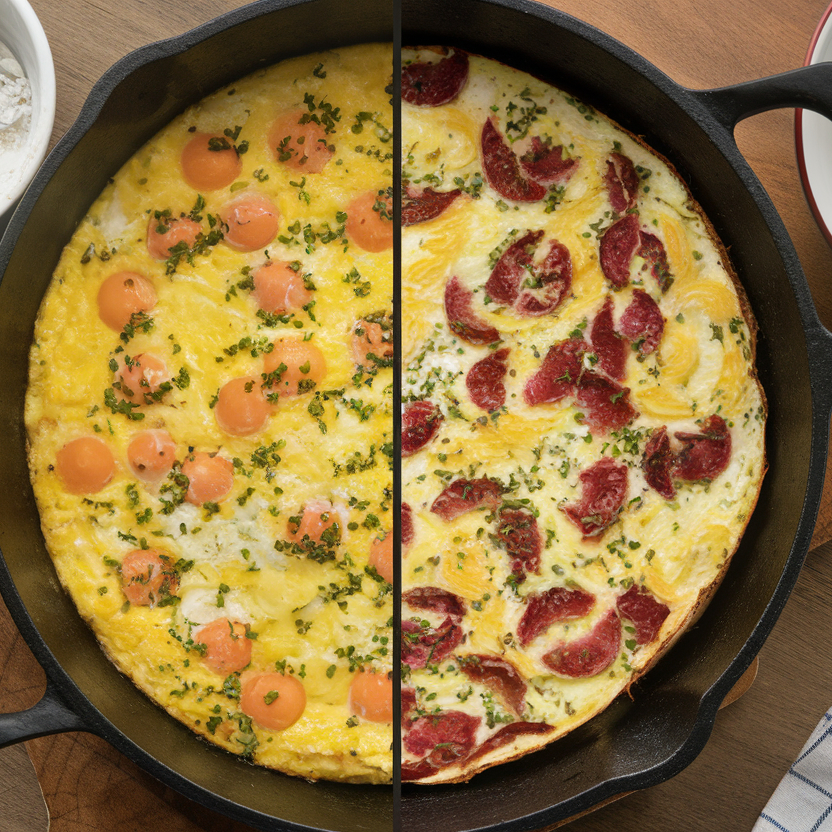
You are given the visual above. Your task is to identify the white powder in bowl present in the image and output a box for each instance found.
[0,39,33,204]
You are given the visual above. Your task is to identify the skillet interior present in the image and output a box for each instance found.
[400,0,822,828]
[0,1,394,831]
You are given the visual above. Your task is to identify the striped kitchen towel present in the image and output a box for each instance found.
[754,709,832,831]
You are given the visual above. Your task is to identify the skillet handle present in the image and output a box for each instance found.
[691,63,832,130]
[0,679,89,748]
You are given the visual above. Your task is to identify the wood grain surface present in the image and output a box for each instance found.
[3,0,832,829]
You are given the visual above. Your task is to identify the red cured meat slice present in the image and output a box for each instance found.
[485,231,543,306]
[575,373,638,433]
[430,477,504,521]
[401,686,418,728]
[402,400,443,457]
[401,502,415,547]
[459,654,527,716]
[642,426,676,500]
[401,51,470,107]
[403,587,467,620]
[523,337,586,406]
[402,616,464,669]
[619,289,664,354]
[673,414,732,482]
[542,609,622,678]
[604,151,640,214]
[402,186,462,227]
[616,584,670,646]
[520,136,579,185]
[496,508,542,580]
[485,231,572,317]
[481,118,547,202]
[444,276,500,345]
[467,348,510,412]
[404,710,481,765]
[599,213,640,289]
[517,586,596,647]
[638,231,674,294]
[562,456,629,538]
[590,296,626,380]
[466,722,556,765]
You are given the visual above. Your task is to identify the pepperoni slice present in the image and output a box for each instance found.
[481,118,547,203]
[444,276,500,345]
[543,609,622,677]
[485,231,543,306]
[616,585,670,646]
[401,502,415,547]
[523,337,585,406]
[402,617,464,670]
[590,296,626,381]
[619,289,664,355]
[496,508,541,581]
[520,137,579,185]
[401,50,470,107]
[458,654,527,716]
[466,722,556,765]
[517,587,596,647]
[403,587,467,619]
[638,231,674,294]
[673,414,731,482]
[430,477,503,521]
[402,186,462,226]
[604,151,639,214]
[562,457,629,538]
[643,426,676,500]
[467,348,509,412]
[599,213,640,289]
[575,372,637,433]
[401,686,418,728]
[404,710,481,773]
[402,400,443,457]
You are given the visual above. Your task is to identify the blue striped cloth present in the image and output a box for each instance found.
[754,710,832,832]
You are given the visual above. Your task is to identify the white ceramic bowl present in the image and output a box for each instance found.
[796,2,832,246]
[0,0,55,233]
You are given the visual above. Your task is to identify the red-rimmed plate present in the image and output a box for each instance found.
[796,2,832,245]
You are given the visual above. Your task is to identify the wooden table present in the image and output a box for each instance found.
[2,0,832,828]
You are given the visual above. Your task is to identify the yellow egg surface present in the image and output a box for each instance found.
[26,45,393,784]
[400,48,765,784]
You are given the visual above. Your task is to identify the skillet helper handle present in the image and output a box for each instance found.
[0,679,88,748]
[693,63,832,130]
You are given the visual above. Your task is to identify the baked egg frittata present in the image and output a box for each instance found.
[26,44,393,784]
[400,48,765,783]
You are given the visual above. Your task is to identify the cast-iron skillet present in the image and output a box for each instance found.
[2,0,832,829]
[0,1,395,831]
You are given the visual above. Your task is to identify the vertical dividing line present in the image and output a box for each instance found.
[392,0,403,824]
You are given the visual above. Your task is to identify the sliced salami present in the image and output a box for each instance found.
[520,136,579,185]
[403,586,467,619]
[522,337,585,406]
[599,214,640,289]
[430,477,504,521]
[517,586,596,647]
[402,616,464,670]
[673,414,732,482]
[444,275,501,345]
[402,400,443,457]
[481,118,547,202]
[402,185,462,227]
[403,709,481,765]
[495,507,542,580]
[590,296,626,381]
[401,502,415,547]
[458,654,527,715]
[604,151,640,214]
[574,373,637,433]
[465,722,556,764]
[542,609,622,678]
[638,231,674,294]
[401,686,418,728]
[467,348,510,412]
[642,426,676,500]
[619,289,664,354]
[485,231,543,307]
[561,456,629,538]
[401,50,470,107]
[616,584,670,646]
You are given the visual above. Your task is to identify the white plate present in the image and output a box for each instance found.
[796,2,832,246]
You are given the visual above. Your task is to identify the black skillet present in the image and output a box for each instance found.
[2,0,832,830]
